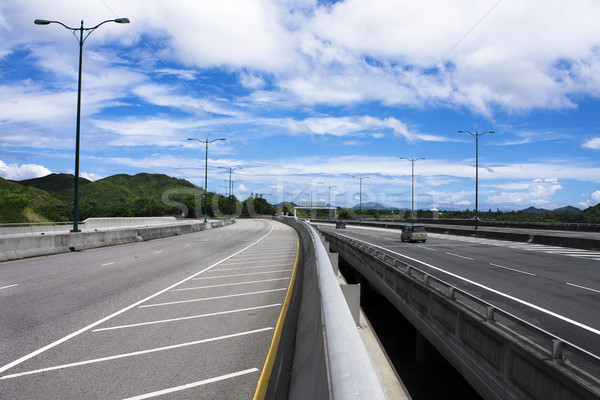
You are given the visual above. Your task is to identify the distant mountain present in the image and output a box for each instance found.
[352,202,392,210]
[2,173,202,223]
[521,206,582,215]
[580,203,600,222]
[553,206,581,215]
[18,173,91,200]
[521,206,550,214]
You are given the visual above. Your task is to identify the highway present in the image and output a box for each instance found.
[317,224,600,358]
[0,219,298,399]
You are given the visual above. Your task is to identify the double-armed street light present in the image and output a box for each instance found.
[34,17,130,232]
[352,176,369,220]
[458,130,494,230]
[188,138,227,223]
[400,157,425,222]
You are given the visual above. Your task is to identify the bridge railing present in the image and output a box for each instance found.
[321,228,600,400]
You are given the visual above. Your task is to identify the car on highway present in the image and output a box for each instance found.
[336,220,346,229]
[401,225,427,242]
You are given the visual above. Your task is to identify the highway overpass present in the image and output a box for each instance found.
[2,217,599,399]
[316,222,600,400]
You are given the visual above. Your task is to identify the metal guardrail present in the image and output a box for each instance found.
[321,228,600,398]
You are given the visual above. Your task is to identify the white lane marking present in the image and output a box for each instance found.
[101,262,115,267]
[429,232,600,261]
[219,257,295,266]
[566,282,600,294]
[0,284,19,291]
[173,277,290,291]
[418,246,437,252]
[153,251,163,254]
[446,252,474,261]
[489,263,536,276]
[140,288,287,308]
[193,269,293,280]
[0,328,272,380]
[93,304,282,332]
[0,224,275,376]
[215,264,292,271]
[123,368,260,400]
[334,232,600,336]
[185,243,191,246]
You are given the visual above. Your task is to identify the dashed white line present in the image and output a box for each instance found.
[139,288,287,308]
[417,246,437,252]
[566,282,600,294]
[93,304,282,332]
[334,232,600,336]
[446,252,474,261]
[0,328,272,380]
[122,368,260,400]
[489,263,536,276]
[153,251,163,254]
[101,262,115,267]
[0,284,18,291]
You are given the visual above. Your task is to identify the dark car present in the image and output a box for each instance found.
[336,220,346,229]
[401,225,427,242]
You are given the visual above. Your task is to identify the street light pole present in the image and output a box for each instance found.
[323,185,336,219]
[188,138,227,223]
[458,130,494,230]
[219,166,242,218]
[352,176,369,220]
[400,157,425,222]
[35,18,130,232]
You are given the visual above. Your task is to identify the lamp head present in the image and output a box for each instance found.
[34,19,51,25]
[114,18,130,24]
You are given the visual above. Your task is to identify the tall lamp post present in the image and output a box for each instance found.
[219,166,242,218]
[35,17,130,232]
[322,185,336,219]
[400,157,425,222]
[188,138,227,223]
[458,130,494,230]
[352,176,369,220]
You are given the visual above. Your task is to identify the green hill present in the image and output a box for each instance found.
[2,173,204,223]
[19,173,91,200]
[0,177,68,223]
[579,203,600,223]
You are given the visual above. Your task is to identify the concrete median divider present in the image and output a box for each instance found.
[0,218,234,262]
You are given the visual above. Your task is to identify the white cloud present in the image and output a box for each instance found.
[0,160,51,180]
[485,179,562,207]
[583,137,600,150]
[592,190,600,203]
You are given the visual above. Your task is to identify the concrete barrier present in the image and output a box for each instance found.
[276,218,388,400]
[0,219,234,262]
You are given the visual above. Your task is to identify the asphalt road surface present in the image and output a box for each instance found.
[0,219,298,399]
[318,224,600,358]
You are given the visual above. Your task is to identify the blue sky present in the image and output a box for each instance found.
[1,0,600,211]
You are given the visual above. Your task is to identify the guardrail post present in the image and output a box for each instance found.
[485,306,496,322]
[552,339,565,361]
[448,286,456,300]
